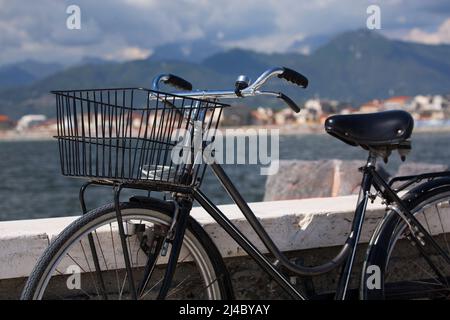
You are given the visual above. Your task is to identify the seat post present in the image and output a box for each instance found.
[366,151,378,169]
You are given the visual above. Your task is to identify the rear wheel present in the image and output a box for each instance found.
[21,200,233,300]
[362,184,450,299]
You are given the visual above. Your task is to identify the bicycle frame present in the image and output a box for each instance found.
[192,153,450,300]
[78,149,450,300]
[192,158,374,300]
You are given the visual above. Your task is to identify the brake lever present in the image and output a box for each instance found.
[256,90,302,113]
[278,93,301,113]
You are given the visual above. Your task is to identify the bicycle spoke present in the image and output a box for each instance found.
[166,274,194,298]
[79,241,92,273]
[140,277,164,299]
[418,206,450,287]
[119,270,128,300]
[109,223,122,296]
[54,268,63,276]
[190,275,222,299]
[410,257,443,286]
[383,197,450,300]
[125,222,134,267]
[26,208,223,300]
[436,204,450,254]
[79,240,100,297]
[140,251,192,299]
[133,219,144,265]
[94,230,110,272]
[131,232,140,265]
[137,233,165,298]
[385,280,450,299]
[87,232,108,299]
[66,252,88,274]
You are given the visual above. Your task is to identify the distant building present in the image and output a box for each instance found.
[412,95,443,111]
[340,107,355,115]
[383,96,412,110]
[319,99,340,114]
[250,107,274,126]
[16,115,47,131]
[274,108,296,125]
[33,119,58,132]
[0,115,14,130]
[359,99,381,113]
[221,105,253,127]
[410,95,446,120]
[303,99,323,122]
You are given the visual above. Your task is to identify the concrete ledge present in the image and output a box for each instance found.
[1,194,450,299]
[0,194,391,280]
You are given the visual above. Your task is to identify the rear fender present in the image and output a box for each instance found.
[360,177,450,298]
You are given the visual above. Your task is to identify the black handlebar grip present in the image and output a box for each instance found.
[278,67,308,88]
[163,74,193,91]
[278,93,301,113]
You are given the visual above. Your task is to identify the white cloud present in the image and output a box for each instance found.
[123,0,157,7]
[0,0,449,65]
[105,46,152,61]
[404,18,450,44]
[223,33,306,53]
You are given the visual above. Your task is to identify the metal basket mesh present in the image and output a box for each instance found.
[54,88,227,188]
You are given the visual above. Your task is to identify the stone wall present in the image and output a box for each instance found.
[0,193,449,299]
[264,159,448,201]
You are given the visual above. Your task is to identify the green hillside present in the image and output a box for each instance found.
[1,29,450,119]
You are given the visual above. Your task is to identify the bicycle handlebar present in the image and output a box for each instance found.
[278,67,308,88]
[151,66,308,113]
[152,74,193,91]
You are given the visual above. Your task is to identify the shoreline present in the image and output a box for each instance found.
[0,125,449,142]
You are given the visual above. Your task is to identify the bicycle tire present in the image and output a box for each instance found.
[361,181,450,299]
[21,199,234,300]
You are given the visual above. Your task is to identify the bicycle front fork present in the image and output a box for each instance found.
[79,181,193,300]
[156,197,192,299]
[113,186,193,300]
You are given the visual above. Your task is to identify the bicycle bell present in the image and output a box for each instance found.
[234,75,250,96]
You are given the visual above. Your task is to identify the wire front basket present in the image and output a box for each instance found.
[54,88,228,189]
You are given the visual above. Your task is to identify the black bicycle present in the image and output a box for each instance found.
[21,67,450,300]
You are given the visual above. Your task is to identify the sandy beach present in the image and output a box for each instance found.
[0,124,449,142]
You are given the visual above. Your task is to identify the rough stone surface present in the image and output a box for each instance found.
[264,160,391,201]
[1,196,386,280]
[0,196,449,299]
[1,239,441,299]
[396,162,449,177]
[0,246,362,300]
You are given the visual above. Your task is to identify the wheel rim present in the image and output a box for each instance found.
[32,208,222,300]
[382,193,450,299]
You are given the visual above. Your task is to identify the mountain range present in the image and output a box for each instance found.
[0,60,64,89]
[1,29,450,119]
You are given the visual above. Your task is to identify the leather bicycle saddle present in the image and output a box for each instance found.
[324,110,414,148]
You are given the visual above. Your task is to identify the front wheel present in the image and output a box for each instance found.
[21,199,234,300]
[362,182,450,299]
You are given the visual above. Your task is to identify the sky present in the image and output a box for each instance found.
[0,0,450,66]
